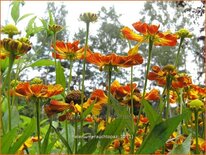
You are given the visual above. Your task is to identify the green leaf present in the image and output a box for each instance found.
[110,95,133,132]
[142,99,162,128]
[41,124,52,154]
[52,125,73,154]
[77,138,99,154]
[82,100,95,119]
[30,59,55,67]
[25,16,37,37]
[9,118,36,154]
[0,57,9,73]
[169,134,192,154]
[48,10,55,26]
[56,61,66,89]
[11,1,20,24]
[17,13,33,23]
[137,113,186,154]
[3,106,20,132]
[100,118,125,151]
[2,128,17,153]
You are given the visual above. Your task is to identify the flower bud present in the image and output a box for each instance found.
[49,24,63,33]
[162,64,176,72]
[10,79,19,88]
[1,24,20,37]
[65,90,84,104]
[176,28,192,39]
[30,77,43,84]
[80,12,98,23]
[187,99,205,112]
[2,38,31,56]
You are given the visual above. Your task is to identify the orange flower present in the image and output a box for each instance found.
[52,40,88,60]
[83,89,108,115]
[122,21,177,46]
[110,80,137,98]
[44,100,70,117]
[145,89,160,101]
[169,91,178,104]
[86,52,143,70]
[18,136,41,154]
[172,74,192,89]
[0,40,9,59]
[12,82,64,100]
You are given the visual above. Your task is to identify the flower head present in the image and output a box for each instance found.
[122,21,177,46]
[83,89,108,115]
[2,37,31,57]
[176,28,192,39]
[52,40,86,60]
[86,51,143,71]
[1,24,20,37]
[80,12,98,23]
[12,82,64,100]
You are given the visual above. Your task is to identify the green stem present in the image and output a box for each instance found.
[74,114,78,153]
[68,59,73,93]
[106,64,112,124]
[165,75,171,119]
[80,22,90,147]
[175,37,184,69]
[194,111,199,154]
[6,54,15,131]
[53,32,57,81]
[130,37,153,154]
[35,99,41,154]
[11,59,21,106]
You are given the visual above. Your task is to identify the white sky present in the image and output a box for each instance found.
[1,1,145,39]
[1,1,204,84]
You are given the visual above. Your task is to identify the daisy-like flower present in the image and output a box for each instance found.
[17,136,41,155]
[145,88,160,101]
[83,89,108,115]
[86,51,143,71]
[121,21,177,47]
[52,40,88,60]
[11,82,64,100]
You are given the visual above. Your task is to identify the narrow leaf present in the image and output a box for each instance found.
[100,118,125,151]
[30,59,55,67]
[82,100,95,119]
[142,99,162,128]
[56,61,66,89]
[48,10,55,26]
[110,95,133,132]
[41,124,52,154]
[77,138,99,154]
[52,125,73,154]
[137,113,186,154]
[17,13,33,22]
[169,134,192,154]
[2,128,17,153]
[9,118,36,154]
[11,1,20,24]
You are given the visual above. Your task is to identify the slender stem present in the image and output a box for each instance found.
[106,64,112,124]
[53,32,57,80]
[35,99,41,154]
[194,111,199,154]
[68,59,73,93]
[80,22,90,147]
[74,114,78,153]
[165,75,171,119]
[131,37,153,154]
[175,37,184,69]
[11,59,21,106]
[6,54,15,131]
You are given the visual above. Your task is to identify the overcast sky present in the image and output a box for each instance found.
[1,1,145,39]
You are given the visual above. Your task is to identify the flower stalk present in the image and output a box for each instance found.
[175,37,184,69]
[80,21,90,147]
[106,64,112,124]
[35,99,41,154]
